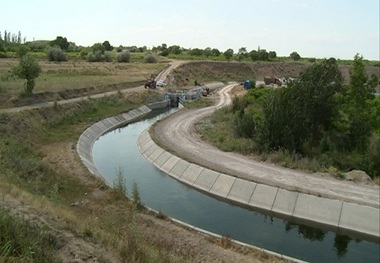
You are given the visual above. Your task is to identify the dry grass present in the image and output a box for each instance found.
[0,58,168,108]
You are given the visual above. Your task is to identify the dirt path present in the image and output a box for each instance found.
[0,60,184,114]
[152,84,380,208]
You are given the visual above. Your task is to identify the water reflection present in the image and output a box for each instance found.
[285,222,326,241]
[92,109,380,263]
[285,222,362,258]
[334,234,353,258]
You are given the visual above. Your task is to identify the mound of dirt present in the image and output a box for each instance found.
[169,61,380,86]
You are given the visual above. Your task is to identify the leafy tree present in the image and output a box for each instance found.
[238,47,247,61]
[203,47,212,57]
[160,49,169,56]
[168,45,182,55]
[50,36,69,51]
[258,50,269,61]
[211,48,221,56]
[261,58,342,150]
[249,50,258,61]
[16,44,30,58]
[290,51,301,61]
[13,54,42,93]
[269,51,277,60]
[91,43,105,54]
[343,54,378,151]
[102,40,113,51]
[223,48,234,61]
[189,48,204,56]
[347,54,377,107]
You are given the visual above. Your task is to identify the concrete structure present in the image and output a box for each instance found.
[137,130,380,240]
[77,105,151,179]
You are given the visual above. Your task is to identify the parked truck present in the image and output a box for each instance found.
[264,76,282,86]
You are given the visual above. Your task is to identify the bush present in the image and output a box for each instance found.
[86,50,110,62]
[104,51,112,62]
[47,47,67,61]
[144,52,157,63]
[117,50,131,63]
[80,49,88,60]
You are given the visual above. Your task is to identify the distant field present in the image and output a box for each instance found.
[0,58,168,108]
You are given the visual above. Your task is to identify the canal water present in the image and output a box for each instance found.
[92,109,379,263]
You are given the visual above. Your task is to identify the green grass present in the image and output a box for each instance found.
[0,209,63,262]
[0,90,193,262]
[184,96,214,109]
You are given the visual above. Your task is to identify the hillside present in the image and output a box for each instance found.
[169,61,380,86]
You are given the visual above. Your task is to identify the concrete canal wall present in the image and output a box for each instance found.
[137,129,380,240]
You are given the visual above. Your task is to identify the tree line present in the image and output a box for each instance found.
[230,55,379,178]
[1,31,304,62]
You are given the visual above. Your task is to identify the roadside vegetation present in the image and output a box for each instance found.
[0,29,379,261]
[0,93,193,262]
[198,55,380,181]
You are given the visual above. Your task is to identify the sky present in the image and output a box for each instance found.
[1,0,379,60]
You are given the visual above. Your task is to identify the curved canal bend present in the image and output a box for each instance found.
[92,108,379,263]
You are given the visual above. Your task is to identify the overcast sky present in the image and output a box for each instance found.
[1,0,379,60]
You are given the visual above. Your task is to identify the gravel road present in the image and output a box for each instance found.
[151,84,380,208]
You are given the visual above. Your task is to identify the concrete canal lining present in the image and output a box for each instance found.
[137,129,380,239]
[77,105,152,180]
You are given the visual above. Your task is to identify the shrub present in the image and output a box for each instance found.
[144,52,157,63]
[86,51,105,62]
[117,50,131,63]
[47,47,67,62]
[104,51,112,62]
[80,49,88,60]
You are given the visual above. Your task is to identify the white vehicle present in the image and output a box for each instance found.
[156,80,167,87]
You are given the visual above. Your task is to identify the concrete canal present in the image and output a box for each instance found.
[91,109,379,263]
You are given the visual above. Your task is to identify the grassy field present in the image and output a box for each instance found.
[0,93,188,262]
[0,58,168,108]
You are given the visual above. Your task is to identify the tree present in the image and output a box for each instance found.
[269,51,277,60]
[50,36,69,51]
[189,48,204,56]
[290,51,301,61]
[249,50,259,61]
[211,48,221,56]
[91,43,105,54]
[347,54,377,107]
[16,44,30,58]
[102,40,113,51]
[13,54,42,93]
[203,47,212,57]
[261,58,342,151]
[168,45,182,55]
[223,48,234,61]
[344,54,378,150]
[258,49,269,61]
[238,47,247,61]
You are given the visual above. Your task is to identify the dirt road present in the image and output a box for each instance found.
[152,84,380,208]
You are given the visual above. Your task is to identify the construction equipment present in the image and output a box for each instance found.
[144,79,156,89]
[264,76,282,86]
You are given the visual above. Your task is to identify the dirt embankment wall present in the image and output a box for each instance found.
[170,61,379,86]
